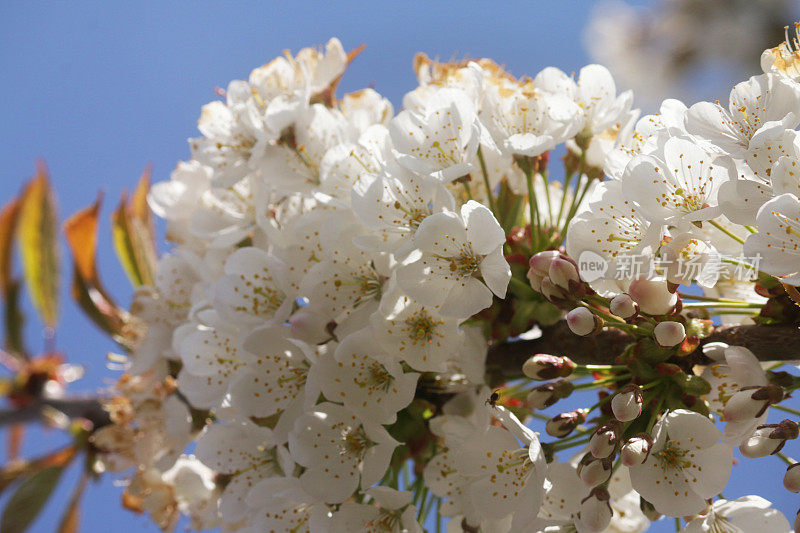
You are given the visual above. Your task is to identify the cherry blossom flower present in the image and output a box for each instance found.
[288,402,399,504]
[629,409,733,516]
[396,200,510,318]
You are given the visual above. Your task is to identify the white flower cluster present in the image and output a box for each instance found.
[94,31,800,532]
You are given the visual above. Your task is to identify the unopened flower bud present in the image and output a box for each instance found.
[784,463,800,493]
[580,457,613,487]
[546,409,587,438]
[611,384,643,422]
[609,293,638,319]
[566,307,602,336]
[529,250,560,277]
[639,497,662,521]
[526,379,573,409]
[739,420,799,458]
[540,277,567,302]
[576,487,612,532]
[723,384,784,422]
[621,434,653,466]
[653,321,685,347]
[627,279,677,315]
[549,257,580,289]
[522,354,576,380]
[589,423,618,458]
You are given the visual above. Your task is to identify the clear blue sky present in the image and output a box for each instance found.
[0,1,796,531]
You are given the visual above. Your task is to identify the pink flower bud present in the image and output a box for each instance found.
[540,277,567,302]
[527,270,544,292]
[621,434,653,466]
[723,385,784,422]
[549,257,580,290]
[653,321,685,347]
[627,279,677,315]
[589,424,618,458]
[784,463,800,493]
[546,409,587,438]
[611,384,643,422]
[580,458,613,487]
[609,293,638,319]
[526,379,573,409]
[529,250,560,277]
[566,307,602,336]
[576,487,612,532]
[522,354,576,380]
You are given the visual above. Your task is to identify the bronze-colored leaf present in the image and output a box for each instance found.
[16,162,60,328]
[64,195,134,347]
[0,198,21,300]
[56,474,87,533]
[0,445,76,496]
[8,424,23,461]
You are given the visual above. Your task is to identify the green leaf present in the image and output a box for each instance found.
[3,281,27,359]
[16,163,60,328]
[1,466,65,533]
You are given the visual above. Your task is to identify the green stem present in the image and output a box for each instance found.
[677,292,754,304]
[682,302,763,309]
[777,452,796,465]
[550,436,590,452]
[577,364,629,372]
[541,168,553,227]
[772,403,800,417]
[476,146,497,215]
[708,219,745,244]
[557,171,574,228]
[462,181,474,201]
[573,374,631,390]
[525,167,541,250]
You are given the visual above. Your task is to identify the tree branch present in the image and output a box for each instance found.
[485,322,799,386]
[0,396,109,429]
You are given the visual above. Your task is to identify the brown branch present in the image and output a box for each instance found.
[485,322,800,386]
[0,396,109,429]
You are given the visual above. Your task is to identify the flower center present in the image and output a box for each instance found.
[404,310,443,343]
[656,440,690,471]
[450,252,481,276]
[365,508,404,531]
[338,425,372,458]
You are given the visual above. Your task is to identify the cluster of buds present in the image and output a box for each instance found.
[526,379,574,409]
[527,251,591,306]
[739,419,799,458]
